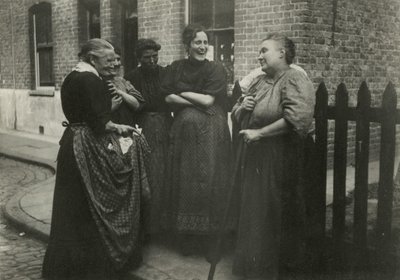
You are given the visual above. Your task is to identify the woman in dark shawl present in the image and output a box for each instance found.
[231,33,315,280]
[42,39,150,280]
[161,24,232,256]
[124,39,172,235]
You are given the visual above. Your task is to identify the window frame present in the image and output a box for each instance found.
[187,0,235,83]
[29,2,55,92]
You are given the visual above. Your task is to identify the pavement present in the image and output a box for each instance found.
[1,128,399,280]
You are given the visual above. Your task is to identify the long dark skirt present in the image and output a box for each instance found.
[137,112,172,234]
[42,129,138,280]
[233,134,307,279]
[164,107,232,235]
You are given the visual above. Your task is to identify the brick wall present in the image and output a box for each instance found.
[0,1,13,89]
[100,0,123,49]
[234,0,313,80]
[0,0,81,90]
[53,0,80,89]
[307,0,400,162]
[9,0,32,90]
[0,0,399,153]
[0,0,81,135]
[234,0,400,164]
[138,0,185,66]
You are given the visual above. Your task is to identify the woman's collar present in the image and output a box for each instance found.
[187,55,207,65]
[72,61,100,77]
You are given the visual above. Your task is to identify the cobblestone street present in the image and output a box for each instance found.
[0,146,398,280]
[0,156,53,280]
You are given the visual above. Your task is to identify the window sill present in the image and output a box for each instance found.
[29,88,55,97]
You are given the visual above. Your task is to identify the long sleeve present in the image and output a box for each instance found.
[160,61,181,96]
[202,62,227,97]
[281,69,315,138]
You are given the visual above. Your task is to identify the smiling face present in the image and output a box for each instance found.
[140,49,159,70]
[257,39,285,74]
[90,48,116,77]
[108,52,121,76]
[188,31,208,61]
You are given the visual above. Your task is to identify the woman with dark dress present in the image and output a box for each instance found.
[42,39,150,280]
[161,25,232,255]
[231,33,315,280]
[125,39,172,235]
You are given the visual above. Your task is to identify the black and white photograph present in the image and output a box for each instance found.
[0,0,399,279]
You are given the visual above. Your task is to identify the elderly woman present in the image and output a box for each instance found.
[161,25,232,255]
[125,39,172,236]
[232,33,315,280]
[103,48,145,126]
[42,39,149,280]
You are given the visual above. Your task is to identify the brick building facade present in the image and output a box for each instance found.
[0,0,399,160]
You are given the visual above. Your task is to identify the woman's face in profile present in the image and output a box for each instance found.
[258,39,284,73]
[91,49,116,77]
[188,31,208,61]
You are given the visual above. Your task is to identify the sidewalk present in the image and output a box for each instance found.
[1,128,399,280]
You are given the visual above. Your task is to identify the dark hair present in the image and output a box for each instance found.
[136,38,161,58]
[182,24,208,51]
[262,33,296,65]
[78,38,114,62]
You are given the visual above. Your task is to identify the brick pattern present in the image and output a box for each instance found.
[0,1,14,89]
[234,0,312,80]
[0,0,81,90]
[307,0,400,162]
[52,0,80,89]
[0,0,398,155]
[8,1,31,90]
[138,0,185,66]
[234,0,400,163]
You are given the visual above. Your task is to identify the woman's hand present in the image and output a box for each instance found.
[241,96,256,111]
[111,95,123,111]
[108,81,142,111]
[105,121,138,137]
[108,81,126,98]
[239,129,262,144]
[114,124,136,137]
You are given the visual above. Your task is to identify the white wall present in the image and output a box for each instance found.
[0,89,65,137]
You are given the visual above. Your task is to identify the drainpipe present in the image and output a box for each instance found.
[184,0,189,25]
[10,2,17,130]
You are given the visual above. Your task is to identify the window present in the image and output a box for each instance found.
[79,0,100,40]
[120,0,138,72]
[29,2,54,88]
[87,4,100,38]
[189,0,234,82]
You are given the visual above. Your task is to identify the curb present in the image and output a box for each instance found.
[0,148,56,243]
[129,264,176,280]
[2,181,52,243]
[0,148,172,280]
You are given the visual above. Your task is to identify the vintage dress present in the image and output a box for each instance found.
[42,66,150,279]
[232,68,315,278]
[107,76,145,126]
[125,65,172,234]
[160,58,232,234]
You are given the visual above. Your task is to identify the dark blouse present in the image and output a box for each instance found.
[61,71,111,134]
[125,65,168,112]
[106,76,145,126]
[160,58,229,113]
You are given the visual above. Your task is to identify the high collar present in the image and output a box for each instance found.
[187,56,207,66]
[140,65,159,74]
